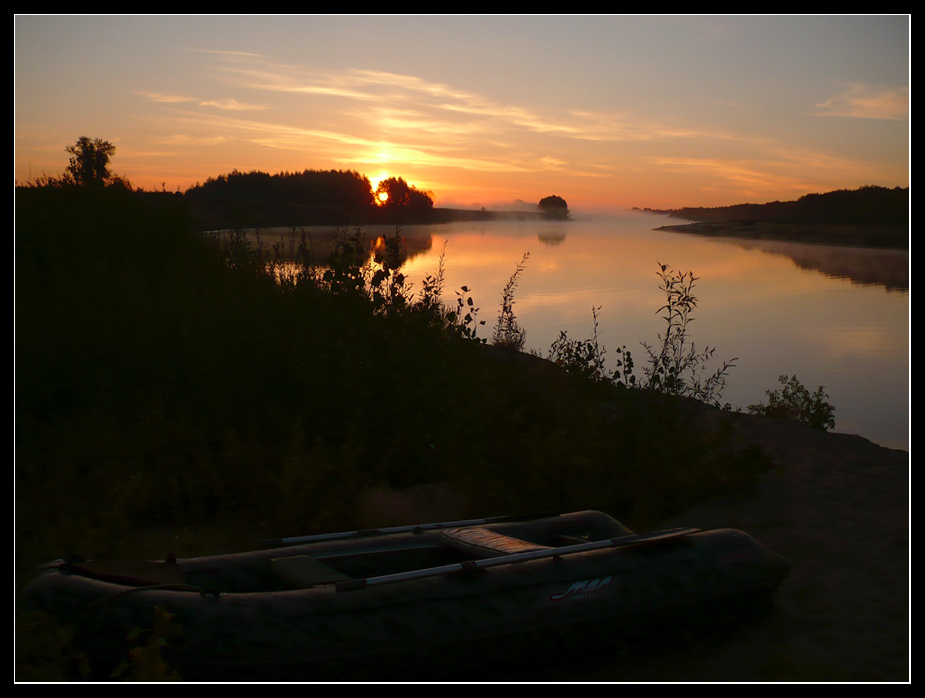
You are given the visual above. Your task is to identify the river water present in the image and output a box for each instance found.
[271,210,910,451]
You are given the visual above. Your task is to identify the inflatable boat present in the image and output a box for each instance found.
[21,510,789,680]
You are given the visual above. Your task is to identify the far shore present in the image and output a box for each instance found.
[655,220,908,251]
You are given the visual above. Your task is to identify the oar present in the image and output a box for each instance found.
[334,527,700,592]
[259,512,558,549]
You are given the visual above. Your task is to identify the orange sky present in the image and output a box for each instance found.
[15,15,909,212]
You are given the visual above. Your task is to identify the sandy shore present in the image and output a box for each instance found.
[582,408,910,682]
[18,387,907,682]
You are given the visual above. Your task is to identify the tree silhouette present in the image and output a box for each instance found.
[375,177,433,210]
[538,195,569,220]
[64,137,117,188]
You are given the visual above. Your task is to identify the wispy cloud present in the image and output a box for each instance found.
[186,48,266,59]
[198,98,267,111]
[136,91,266,112]
[156,134,233,147]
[651,156,797,193]
[168,108,529,174]
[135,91,197,104]
[813,84,909,120]
[201,54,710,147]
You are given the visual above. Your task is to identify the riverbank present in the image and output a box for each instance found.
[349,349,911,682]
[592,402,909,682]
[15,354,910,682]
[16,386,910,682]
[401,390,908,682]
[291,393,912,682]
[643,185,908,251]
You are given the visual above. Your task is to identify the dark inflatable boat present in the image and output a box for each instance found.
[21,511,789,680]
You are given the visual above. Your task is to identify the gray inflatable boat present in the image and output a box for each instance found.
[22,510,789,680]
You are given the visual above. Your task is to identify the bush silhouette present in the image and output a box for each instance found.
[747,375,836,431]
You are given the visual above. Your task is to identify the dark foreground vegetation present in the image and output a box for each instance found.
[642,185,909,250]
[16,185,786,679]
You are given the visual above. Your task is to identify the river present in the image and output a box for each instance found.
[267,210,910,451]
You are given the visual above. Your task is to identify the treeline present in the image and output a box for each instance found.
[18,137,558,230]
[186,168,376,208]
[649,186,908,228]
[184,168,435,229]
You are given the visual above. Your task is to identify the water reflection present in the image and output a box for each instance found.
[711,237,908,292]
[538,225,567,246]
[393,214,909,452]
[243,226,436,266]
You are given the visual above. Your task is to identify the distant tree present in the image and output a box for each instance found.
[64,136,118,188]
[375,177,433,210]
[538,195,569,220]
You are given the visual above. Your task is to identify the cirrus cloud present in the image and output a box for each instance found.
[813,84,909,120]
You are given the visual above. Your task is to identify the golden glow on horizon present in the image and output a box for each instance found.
[14,16,909,209]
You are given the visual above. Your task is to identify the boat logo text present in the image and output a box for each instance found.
[549,576,612,602]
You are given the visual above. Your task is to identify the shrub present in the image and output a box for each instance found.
[639,264,736,406]
[547,307,610,382]
[747,374,836,431]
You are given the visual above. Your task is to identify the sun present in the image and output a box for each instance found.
[370,170,390,205]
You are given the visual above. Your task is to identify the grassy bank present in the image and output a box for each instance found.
[15,186,770,679]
